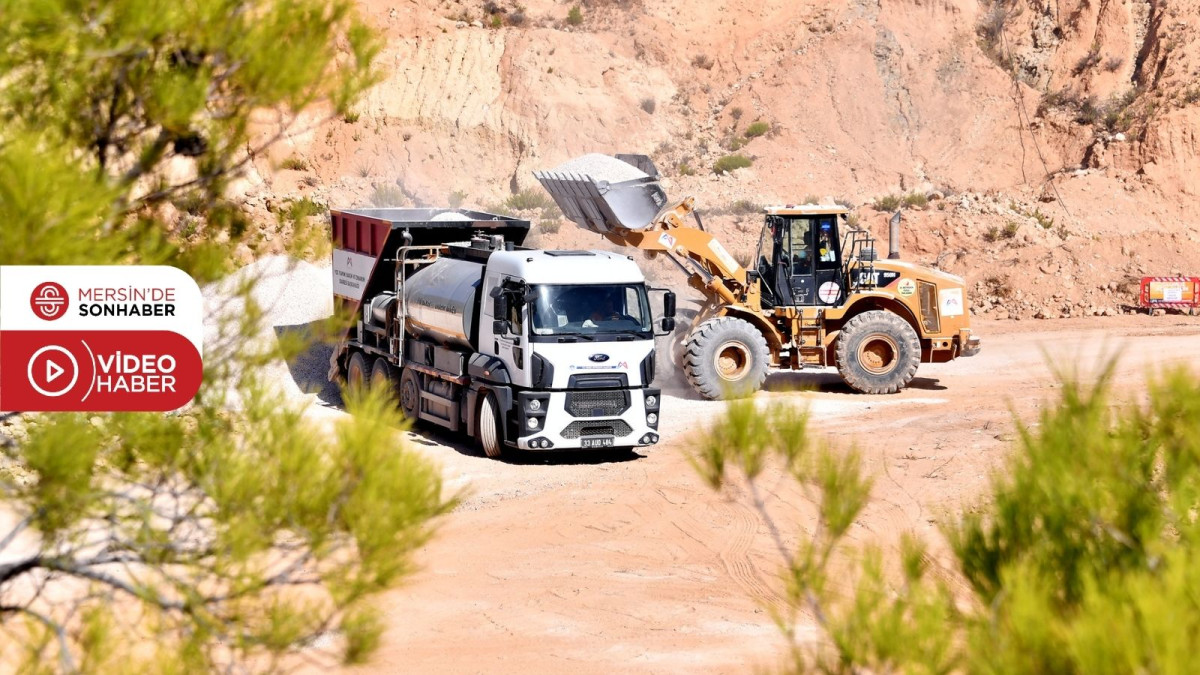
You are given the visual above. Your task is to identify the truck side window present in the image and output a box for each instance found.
[502,280,524,334]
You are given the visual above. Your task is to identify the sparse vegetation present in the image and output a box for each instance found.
[1073,43,1102,74]
[984,221,1020,242]
[845,212,861,228]
[975,0,1017,70]
[713,154,753,174]
[539,219,562,234]
[280,155,309,171]
[729,199,762,215]
[343,110,361,123]
[691,53,714,70]
[677,162,696,176]
[566,5,583,25]
[901,191,928,209]
[1103,56,1124,72]
[984,274,1015,298]
[448,189,468,209]
[507,6,526,25]
[1032,208,1055,230]
[744,121,770,138]
[802,195,822,205]
[696,365,1200,672]
[490,14,502,28]
[504,188,557,213]
[730,106,744,120]
[872,194,903,211]
[640,97,656,114]
[371,182,407,207]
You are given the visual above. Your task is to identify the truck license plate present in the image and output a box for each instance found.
[581,437,614,448]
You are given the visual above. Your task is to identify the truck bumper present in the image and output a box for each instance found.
[959,329,982,357]
[515,388,661,451]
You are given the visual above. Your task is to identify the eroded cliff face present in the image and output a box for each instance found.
[240,0,1200,318]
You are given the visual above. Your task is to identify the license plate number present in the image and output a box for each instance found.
[581,437,614,448]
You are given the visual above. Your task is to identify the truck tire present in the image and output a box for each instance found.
[683,317,770,400]
[476,392,503,459]
[398,367,421,422]
[346,352,371,393]
[370,358,394,391]
[835,310,920,394]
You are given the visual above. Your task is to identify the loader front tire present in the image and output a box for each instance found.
[835,310,920,394]
[683,317,770,400]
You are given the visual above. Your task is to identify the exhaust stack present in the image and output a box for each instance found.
[888,211,901,260]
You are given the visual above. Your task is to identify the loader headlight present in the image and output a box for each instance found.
[645,395,657,408]
[528,398,542,412]
[646,412,658,425]
[527,417,540,430]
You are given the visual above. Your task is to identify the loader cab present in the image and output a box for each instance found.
[756,207,846,309]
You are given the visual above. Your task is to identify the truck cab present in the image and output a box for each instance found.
[477,248,670,452]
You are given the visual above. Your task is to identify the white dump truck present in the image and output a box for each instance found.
[328,208,676,457]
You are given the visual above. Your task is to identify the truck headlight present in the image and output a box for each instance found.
[646,412,658,425]
[646,395,657,407]
[528,398,542,412]
[527,417,540,430]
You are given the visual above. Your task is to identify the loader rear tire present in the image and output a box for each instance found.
[476,392,503,459]
[683,317,770,400]
[346,352,371,394]
[835,310,920,394]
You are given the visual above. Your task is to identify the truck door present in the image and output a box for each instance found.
[492,276,532,388]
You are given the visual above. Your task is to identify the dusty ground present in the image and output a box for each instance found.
[308,315,1200,673]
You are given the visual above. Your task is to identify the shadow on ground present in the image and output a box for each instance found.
[275,321,647,466]
[274,321,343,406]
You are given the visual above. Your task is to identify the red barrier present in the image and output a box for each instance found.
[1139,277,1200,310]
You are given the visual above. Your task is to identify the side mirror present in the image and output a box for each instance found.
[659,317,676,334]
[492,319,510,336]
[663,291,676,319]
[492,291,508,320]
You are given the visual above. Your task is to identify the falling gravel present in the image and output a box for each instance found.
[547,153,648,183]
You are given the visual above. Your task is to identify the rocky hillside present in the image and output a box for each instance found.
[235,0,1200,319]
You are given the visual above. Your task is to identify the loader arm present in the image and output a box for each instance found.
[534,155,759,311]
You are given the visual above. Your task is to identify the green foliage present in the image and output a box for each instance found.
[539,219,563,235]
[0,0,380,277]
[697,363,1200,673]
[872,194,902,211]
[0,0,453,669]
[677,162,696,176]
[713,154,753,174]
[566,5,583,25]
[448,189,469,209]
[744,121,771,138]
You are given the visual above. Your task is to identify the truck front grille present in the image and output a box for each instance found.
[565,390,629,417]
[560,420,634,439]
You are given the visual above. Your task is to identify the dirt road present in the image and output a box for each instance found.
[347,316,1200,674]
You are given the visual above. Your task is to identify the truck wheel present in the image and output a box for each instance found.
[683,317,770,400]
[370,358,394,390]
[476,392,503,459]
[346,352,371,393]
[835,310,920,394]
[398,367,421,422]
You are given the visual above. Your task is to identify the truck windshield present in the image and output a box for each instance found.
[530,284,652,338]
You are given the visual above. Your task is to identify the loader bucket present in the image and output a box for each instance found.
[534,154,670,234]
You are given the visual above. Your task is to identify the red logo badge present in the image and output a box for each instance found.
[30,282,70,320]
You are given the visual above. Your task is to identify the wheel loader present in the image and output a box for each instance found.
[534,153,981,399]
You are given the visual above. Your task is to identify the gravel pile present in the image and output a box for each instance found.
[203,255,338,404]
[431,211,473,222]
[548,153,648,183]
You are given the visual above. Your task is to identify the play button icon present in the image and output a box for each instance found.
[26,345,80,398]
